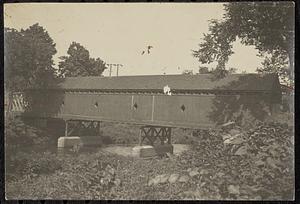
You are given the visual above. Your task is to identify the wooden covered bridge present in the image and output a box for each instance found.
[13,73,282,154]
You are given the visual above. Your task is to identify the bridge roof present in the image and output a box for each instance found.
[52,73,280,93]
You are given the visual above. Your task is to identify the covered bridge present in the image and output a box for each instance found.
[19,73,282,150]
[24,73,282,130]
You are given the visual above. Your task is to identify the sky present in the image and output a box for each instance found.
[4,3,264,76]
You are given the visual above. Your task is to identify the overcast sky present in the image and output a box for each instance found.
[4,3,264,76]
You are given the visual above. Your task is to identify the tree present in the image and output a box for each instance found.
[193,2,294,80]
[198,66,210,74]
[257,50,291,84]
[4,24,57,115]
[197,66,236,76]
[4,24,58,155]
[58,42,107,77]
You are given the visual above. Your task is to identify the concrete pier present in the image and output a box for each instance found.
[57,136,103,148]
[132,144,173,158]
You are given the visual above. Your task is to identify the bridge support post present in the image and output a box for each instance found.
[139,126,172,146]
[58,120,103,152]
[64,120,69,137]
[134,126,173,158]
[98,121,101,135]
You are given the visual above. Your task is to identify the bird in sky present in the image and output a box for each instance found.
[141,45,153,55]
[147,46,153,54]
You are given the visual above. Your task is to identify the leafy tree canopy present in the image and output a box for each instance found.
[193,2,294,81]
[58,42,107,77]
[4,23,57,91]
[4,23,58,116]
[197,66,236,75]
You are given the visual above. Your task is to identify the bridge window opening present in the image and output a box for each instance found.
[94,102,99,108]
[133,102,138,110]
[181,104,186,112]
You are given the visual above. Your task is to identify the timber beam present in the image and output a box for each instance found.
[64,120,101,137]
[139,126,172,146]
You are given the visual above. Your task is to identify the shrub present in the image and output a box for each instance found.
[101,122,139,145]
[5,117,62,181]
[5,117,51,150]
[6,151,63,181]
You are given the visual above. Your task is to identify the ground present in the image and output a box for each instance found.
[5,116,294,200]
[101,144,189,157]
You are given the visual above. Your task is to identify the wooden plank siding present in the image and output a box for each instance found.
[21,74,282,129]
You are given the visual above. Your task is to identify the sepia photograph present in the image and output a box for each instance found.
[4,2,295,200]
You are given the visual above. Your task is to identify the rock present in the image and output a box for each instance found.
[132,145,156,158]
[178,175,189,183]
[239,195,249,200]
[254,160,265,166]
[148,178,154,186]
[266,157,278,169]
[199,169,209,175]
[229,129,241,136]
[100,177,110,186]
[150,177,160,186]
[200,182,206,187]
[181,190,202,199]
[105,165,115,175]
[221,121,235,129]
[159,174,170,184]
[216,172,225,177]
[224,134,245,145]
[189,170,199,177]
[57,136,81,148]
[114,178,121,187]
[168,173,180,184]
[150,174,169,186]
[222,134,232,141]
[234,145,248,156]
[253,195,262,200]
[228,185,240,195]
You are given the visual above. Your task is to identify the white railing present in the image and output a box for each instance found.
[5,92,27,115]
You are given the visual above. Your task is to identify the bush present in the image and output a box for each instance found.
[101,122,140,145]
[5,117,294,200]
[5,117,51,150]
[5,117,62,181]
[6,151,63,181]
[172,128,197,144]
[177,121,294,200]
[101,135,114,144]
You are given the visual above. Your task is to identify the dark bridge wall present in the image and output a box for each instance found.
[59,93,215,128]
[25,91,280,129]
[22,74,283,128]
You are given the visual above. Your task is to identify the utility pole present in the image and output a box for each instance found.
[106,63,123,77]
[116,64,123,77]
[107,64,113,77]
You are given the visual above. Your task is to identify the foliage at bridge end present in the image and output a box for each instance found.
[58,42,107,77]
[4,24,57,91]
[4,24,63,158]
[4,24,58,116]
[192,2,294,82]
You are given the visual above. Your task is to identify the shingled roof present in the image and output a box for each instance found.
[52,73,280,93]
